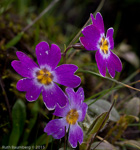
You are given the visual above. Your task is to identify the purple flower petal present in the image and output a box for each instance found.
[106,58,116,78]
[54,64,81,88]
[36,42,61,70]
[65,87,85,109]
[16,51,39,68]
[111,51,122,72]
[90,13,96,24]
[68,123,83,148]
[106,28,114,50]
[11,51,39,78]
[44,118,69,139]
[11,61,34,78]
[76,87,85,102]
[17,78,42,101]
[78,103,88,122]
[95,50,106,77]
[53,103,70,118]
[80,25,100,50]
[42,83,67,110]
[106,51,122,78]
[90,12,104,34]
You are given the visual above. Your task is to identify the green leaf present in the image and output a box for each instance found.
[80,112,109,150]
[31,133,48,146]
[125,115,139,123]
[86,112,109,135]
[88,99,120,122]
[0,0,15,15]
[125,97,140,116]
[5,32,24,49]
[21,101,39,145]
[9,99,26,146]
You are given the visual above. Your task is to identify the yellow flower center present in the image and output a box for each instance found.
[66,109,79,125]
[36,68,53,85]
[99,37,109,54]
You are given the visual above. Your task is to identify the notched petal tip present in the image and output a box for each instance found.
[53,102,70,118]
[11,60,23,76]
[36,41,61,69]
[76,86,83,93]
[16,51,23,57]
[66,87,75,95]
[68,64,78,73]
[80,25,100,51]
[90,13,94,17]
[44,119,67,139]
[54,64,81,88]
[16,51,29,61]
[76,87,84,101]
[56,97,68,110]
[69,124,83,148]
[96,12,103,20]
[42,83,67,110]
[51,43,61,52]
[36,41,50,48]
[90,13,95,23]
[35,41,50,54]
[94,12,105,34]
[73,74,81,87]
[78,102,88,122]
[11,60,17,68]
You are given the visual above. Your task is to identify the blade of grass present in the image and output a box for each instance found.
[78,70,140,92]
[22,0,59,32]
[5,0,59,49]
[87,80,140,106]
[85,79,140,104]
[5,32,24,49]
[84,69,140,102]
[83,69,140,106]
[68,0,105,47]
[65,0,105,62]
[0,122,9,128]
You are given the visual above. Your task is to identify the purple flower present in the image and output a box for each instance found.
[80,12,122,78]
[11,41,81,110]
[44,87,88,148]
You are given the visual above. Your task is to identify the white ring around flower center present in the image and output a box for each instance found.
[32,65,57,90]
[97,34,111,59]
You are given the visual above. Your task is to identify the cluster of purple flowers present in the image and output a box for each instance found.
[11,12,122,148]
[11,41,87,148]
